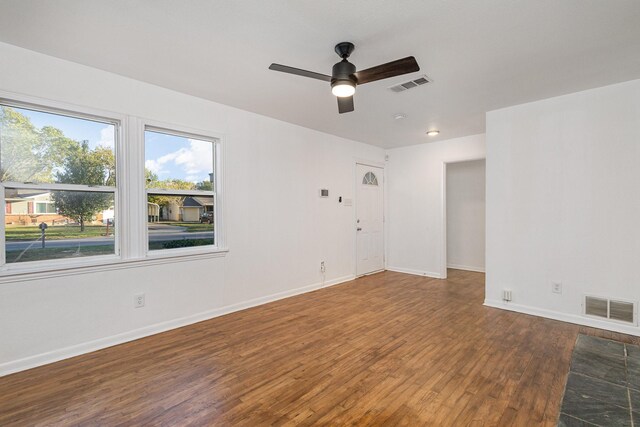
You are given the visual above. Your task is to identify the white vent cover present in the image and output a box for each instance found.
[388,75,431,93]
[584,296,636,325]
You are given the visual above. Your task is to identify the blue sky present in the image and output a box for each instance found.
[144,131,213,184]
[14,106,113,151]
[11,106,213,183]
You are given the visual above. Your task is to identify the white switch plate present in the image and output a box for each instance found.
[134,293,145,308]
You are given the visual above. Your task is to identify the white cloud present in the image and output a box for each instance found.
[96,126,115,149]
[145,159,162,175]
[173,139,213,176]
[146,139,213,182]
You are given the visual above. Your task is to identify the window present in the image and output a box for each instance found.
[362,171,378,186]
[0,103,118,264]
[144,127,217,252]
[0,94,225,276]
[36,202,57,214]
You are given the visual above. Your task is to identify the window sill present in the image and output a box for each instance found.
[0,248,229,285]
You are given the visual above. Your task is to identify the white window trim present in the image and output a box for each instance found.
[0,91,228,282]
[0,95,124,274]
[142,122,226,258]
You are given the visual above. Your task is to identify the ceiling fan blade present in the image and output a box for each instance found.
[337,96,354,114]
[269,63,332,82]
[353,56,419,85]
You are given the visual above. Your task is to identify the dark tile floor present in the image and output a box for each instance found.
[559,334,640,426]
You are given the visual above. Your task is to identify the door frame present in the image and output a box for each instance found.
[354,160,386,277]
[440,157,486,279]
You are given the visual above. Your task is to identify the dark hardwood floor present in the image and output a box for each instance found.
[1,269,638,426]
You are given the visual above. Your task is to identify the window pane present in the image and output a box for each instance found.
[144,130,214,190]
[4,188,115,263]
[0,105,116,185]
[35,203,54,214]
[362,172,378,186]
[147,194,214,250]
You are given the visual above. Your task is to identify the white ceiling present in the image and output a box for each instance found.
[0,1,639,148]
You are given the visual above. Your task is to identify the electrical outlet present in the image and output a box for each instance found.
[552,281,562,294]
[320,261,326,273]
[134,293,145,308]
[502,289,512,302]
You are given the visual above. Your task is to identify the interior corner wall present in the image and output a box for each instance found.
[446,159,486,272]
[386,134,486,278]
[485,79,640,335]
[0,42,385,375]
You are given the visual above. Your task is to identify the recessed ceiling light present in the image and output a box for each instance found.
[426,130,440,136]
[394,114,407,120]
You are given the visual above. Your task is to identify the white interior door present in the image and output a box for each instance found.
[356,164,384,276]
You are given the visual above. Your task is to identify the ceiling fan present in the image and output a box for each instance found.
[269,42,420,114]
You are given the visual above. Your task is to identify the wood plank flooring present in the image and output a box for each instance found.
[1,269,638,426]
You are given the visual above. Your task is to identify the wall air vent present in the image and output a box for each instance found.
[610,300,635,323]
[388,75,431,93]
[584,295,636,325]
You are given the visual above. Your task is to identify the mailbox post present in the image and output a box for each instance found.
[39,222,48,248]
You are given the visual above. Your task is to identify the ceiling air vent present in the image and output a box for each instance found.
[584,296,636,325]
[389,75,431,93]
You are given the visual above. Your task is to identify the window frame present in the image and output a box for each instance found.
[0,95,125,273]
[0,92,227,281]
[142,123,225,258]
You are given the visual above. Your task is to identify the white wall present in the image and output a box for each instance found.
[485,79,640,335]
[446,159,485,272]
[0,42,385,375]
[386,134,486,278]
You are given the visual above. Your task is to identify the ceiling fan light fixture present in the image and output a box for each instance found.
[269,42,419,113]
[331,80,356,97]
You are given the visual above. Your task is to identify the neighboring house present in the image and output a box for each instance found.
[157,197,213,222]
[98,207,115,225]
[4,191,67,225]
[159,200,181,222]
[5,192,116,226]
[182,196,213,222]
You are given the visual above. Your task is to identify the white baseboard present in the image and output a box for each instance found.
[447,263,485,273]
[0,274,355,377]
[484,299,640,337]
[386,266,442,279]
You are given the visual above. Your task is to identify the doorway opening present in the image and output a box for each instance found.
[443,159,486,278]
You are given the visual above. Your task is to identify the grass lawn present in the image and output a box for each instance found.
[158,222,214,232]
[5,225,112,241]
[5,245,114,263]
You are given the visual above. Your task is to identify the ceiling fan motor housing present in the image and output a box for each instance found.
[331,59,357,89]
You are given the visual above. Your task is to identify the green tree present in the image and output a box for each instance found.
[51,141,112,231]
[195,180,213,191]
[92,146,116,186]
[0,107,78,183]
